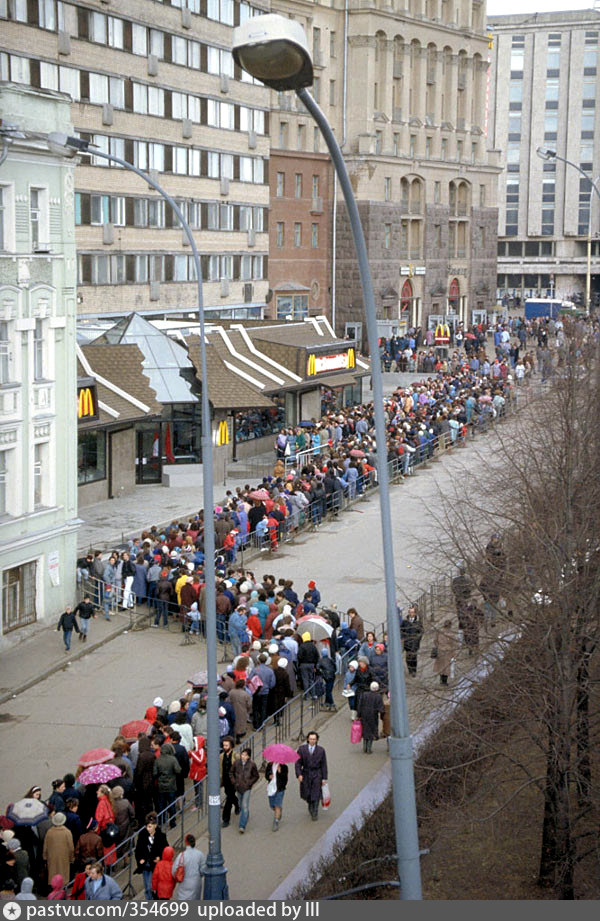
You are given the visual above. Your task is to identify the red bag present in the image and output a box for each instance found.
[174,856,185,884]
[350,719,363,744]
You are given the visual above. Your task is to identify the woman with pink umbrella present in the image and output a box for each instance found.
[263,744,298,832]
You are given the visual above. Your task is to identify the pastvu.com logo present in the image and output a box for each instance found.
[2,903,21,920]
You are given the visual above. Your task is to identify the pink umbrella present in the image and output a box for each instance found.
[120,719,151,742]
[249,489,270,501]
[78,748,114,768]
[78,763,122,785]
[350,449,365,458]
[262,743,300,764]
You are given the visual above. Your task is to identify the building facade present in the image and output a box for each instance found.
[0,82,79,648]
[1,0,271,321]
[488,9,600,307]
[270,0,501,339]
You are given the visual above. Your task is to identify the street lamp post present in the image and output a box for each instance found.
[537,147,600,315]
[46,133,228,900]
[232,15,422,900]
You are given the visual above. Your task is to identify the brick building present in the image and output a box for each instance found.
[268,150,332,320]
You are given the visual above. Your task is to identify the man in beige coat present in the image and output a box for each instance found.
[42,812,74,885]
[228,679,252,743]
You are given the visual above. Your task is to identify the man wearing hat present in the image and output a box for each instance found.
[42,813,74,888]
[307,580,321,607]
[297,634,320,699]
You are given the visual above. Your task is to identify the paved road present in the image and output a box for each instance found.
[0,425,508,806]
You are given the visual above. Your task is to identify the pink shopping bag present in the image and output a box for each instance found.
[350,719,363,744]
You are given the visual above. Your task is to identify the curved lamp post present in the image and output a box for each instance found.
[537,146,600,315]
[46,132,228,900]
[233,14,422,900]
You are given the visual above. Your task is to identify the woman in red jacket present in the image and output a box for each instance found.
[189,736,206,810]
[95,785,117,869]
[151,846,175,899]
[246,608,262,640]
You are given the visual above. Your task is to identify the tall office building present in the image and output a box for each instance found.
[1,0,271,321]
[270,0,501,339]
[488,9,600,306]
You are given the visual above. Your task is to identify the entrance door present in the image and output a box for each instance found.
[136,426,162,484]
[472,309,487,326]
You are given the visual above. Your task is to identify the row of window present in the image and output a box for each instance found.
[0,443,49,518]
[275,222,321,249]
[0,54,267,134]
[75,194,267,233]
[497,240,555,257]
[77,253,267,285]
[78,134,267,184]
[275,173,321,200]
[1,0,262,35]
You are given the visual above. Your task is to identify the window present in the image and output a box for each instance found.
[480,185,486,207]
[393,134,400,157]
[384,177,392,201]
[313,127,320,153]
[295,173,302,198]
[78,430,106,484]
[132,23,147,56]
[409,135,416,157]
[456,140,463,160]
[441,138,448,159]
[509,81,523,102]
[434,224,442,249]
[546,78,559,101]
[30,187,45,249]
[294,222,302,247]
[426,137,432,158]
[329,80,336,105]
[276,222,284,247]
[384,224,391,249]
[276,294,308,320]
[434,181,441,203]
[0,451,6,517]
[33,442,45,507]
[311,223,318,248]
[508,114,522,133]
[241,254,252,281]
[276,172,285,197]
[0,321,9,384]
[312,175,320,199]
[330,31,336,58]
[279,121,288,148]
[297,124,305,150]
[583,78,596,102]
[2,563,37,633]
[471,142,477,163]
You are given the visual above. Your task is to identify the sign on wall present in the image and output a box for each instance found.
[306,349,355,377]
[77,378,99,423]
[215,419,230,446]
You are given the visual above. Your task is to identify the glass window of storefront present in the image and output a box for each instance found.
[320,381,362,416]
[78,429,107,484]
[167,404,202,463]
[234,395,286,443]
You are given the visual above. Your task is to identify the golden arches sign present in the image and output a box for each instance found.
[217,419,229,446]
[77,386,98,421]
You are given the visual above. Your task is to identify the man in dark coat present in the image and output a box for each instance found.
[268,657,292,721]
[400,606,424,677]
[297,636,320,698]
[357,682,385,753]
[295,731,328,821]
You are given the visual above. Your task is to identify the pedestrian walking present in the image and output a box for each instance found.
[56,606,80,652]
[220,738,240,828]
[84,863,122,900]
[151,846,175,900]
[316,649,337,711]
[172,834,206,900]
[265,762,288,832]
[356,682,385,753]
[74,596,94,642]
[400,605,424,677]
[295,731,328,821]
[230,749,259,834]
[432,619,458,685]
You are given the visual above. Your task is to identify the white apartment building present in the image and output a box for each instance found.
[0,81,79,648]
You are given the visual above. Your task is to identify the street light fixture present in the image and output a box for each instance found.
[233,15,422,901]
[536,146,600,315]
[45,131,228,900]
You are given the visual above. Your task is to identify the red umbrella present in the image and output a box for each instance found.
[120,719,151,742]
[249,489,269,501]
[465,332,477,340]
[78,748,114,768]
[349,449,365,458]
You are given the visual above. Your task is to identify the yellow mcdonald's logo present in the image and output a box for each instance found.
[217,420,229,446]
[78,387,95,419]
[347,348,355,369]
[307,353,316,376]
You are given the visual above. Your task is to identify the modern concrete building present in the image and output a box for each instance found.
[0,82,79,648]
[1,0,271,321]
[488,9,600,306]
[270,0,501,340]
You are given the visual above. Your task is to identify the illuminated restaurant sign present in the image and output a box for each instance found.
[77,378,99,423]
[307,348,355,376]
